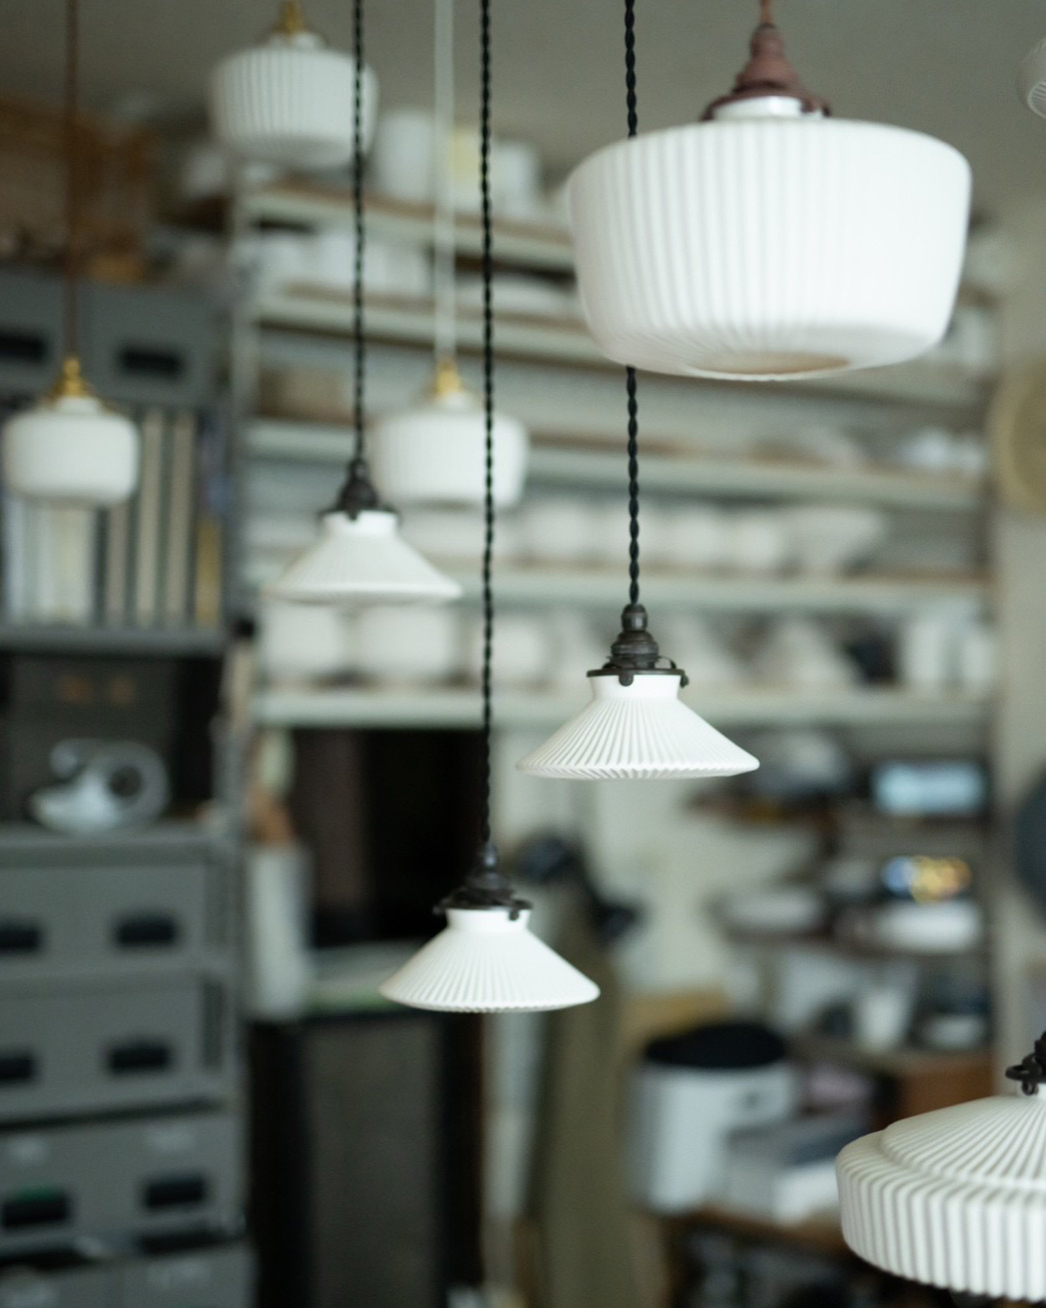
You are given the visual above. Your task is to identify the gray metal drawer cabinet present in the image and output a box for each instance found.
[0,976,233,1121]
[0,856,229,980]
[0,1111,243,1254]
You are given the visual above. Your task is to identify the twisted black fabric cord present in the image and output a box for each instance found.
[352,0,366,461]
[624,0,640,607]
[479,0,495,849]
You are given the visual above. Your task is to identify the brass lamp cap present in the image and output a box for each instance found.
[273,2,309,36]
[48,357,95,402]
[430,356,467,399]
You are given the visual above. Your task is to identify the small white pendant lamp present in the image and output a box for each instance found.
[518,7,757,784]
[837,1036,1046,1301]
[1,0,139,507]
[370,0,528,509]
[267,1,459,608]
[568,0,971,381]
[210,1,378,170]
[381,0,598,1016]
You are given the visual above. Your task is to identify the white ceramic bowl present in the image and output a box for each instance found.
[783,504,886,575]
[211,30,377,170]
[354,604,462,685]
[568,116,970,380]
[2,395,139,506]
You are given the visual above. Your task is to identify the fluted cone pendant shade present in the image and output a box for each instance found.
[837,1089,1046,1299]
[267,509,462,604]
[518,672,758,780]
[379,907,600,1012]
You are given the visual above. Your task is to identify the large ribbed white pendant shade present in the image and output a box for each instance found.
[371,362,528,508]
[380,907,600,1013]
[267,507,461,605]
[2,361,138,507]
[838,1087,1046,1299]
[568,10,971,381]
[518,669,758,780]
[210,2,378,169]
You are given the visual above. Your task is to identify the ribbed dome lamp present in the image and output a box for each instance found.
[370,0,528,509]
[380,0,598,1015]
[267,0,459,608]
[2,0,138,507]
[517,4,758,783]
[838,1031,1046,1300]
[210,1,378,170]
[568,0,971,381]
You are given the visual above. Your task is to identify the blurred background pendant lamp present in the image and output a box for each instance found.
[371,0,528,509]
[568,0,972,381]
[518,4,758,782]
[380,0,598,1014]
[210,1,378,170]
[838,1031,1046,1300]
[267,0,459,607]
[1,0,138,507]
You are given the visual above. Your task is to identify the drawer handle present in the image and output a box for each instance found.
[142,1174,208,1210]
[114,914,179,949]
[0,922,43,955]
[0,1052,35,1084]
[1,1191,71,1229]
[107,1040,173,1075]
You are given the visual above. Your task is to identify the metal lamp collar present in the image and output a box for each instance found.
[701,12,830,121]
[588,603,689,687]
[330,456,387,519]
[441,843,531,916]
[430,356,468,399]
[1006,1031,1046,1095]
[47,356,94,402]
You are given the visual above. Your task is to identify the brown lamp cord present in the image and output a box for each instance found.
[63,0,81,362]
[760,0,774,26]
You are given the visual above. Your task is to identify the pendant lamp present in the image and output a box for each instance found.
[210,1,378,170]
[267,0,459,608]
[568,0,971,381]
[370,0,528,509]
[837,1032,1046,1300]
[381,0,598,1015]
[1,0,138,507]
[517,6,758,784]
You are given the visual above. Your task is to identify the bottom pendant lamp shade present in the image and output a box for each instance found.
[210,2,378,169]
[379,906,600,1013]
[371,361,528,508]
[267,506,462,605]
[567,12,971,381]
[1,359,139,506]
[837,1038,1046,1299]
[518,605,758,780]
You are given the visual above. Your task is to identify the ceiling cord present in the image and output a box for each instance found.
[352,0,366,463]
[63,0,80,361]
[479,0,495,852]
[624,0,640,609]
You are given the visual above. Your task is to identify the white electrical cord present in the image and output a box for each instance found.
[433,0,457,363]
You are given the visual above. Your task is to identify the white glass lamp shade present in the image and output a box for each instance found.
[2,391,138,507]
[379,907,600,1013]
[568,109,971,381]
[210,18,378,169]
[266,509,462,605]
[372,384,529,509]
[1019,37,1046,117]
[837,1090,1046,1299]
[517,672,759,780]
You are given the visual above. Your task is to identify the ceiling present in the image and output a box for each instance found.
[2,0,1046,218]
